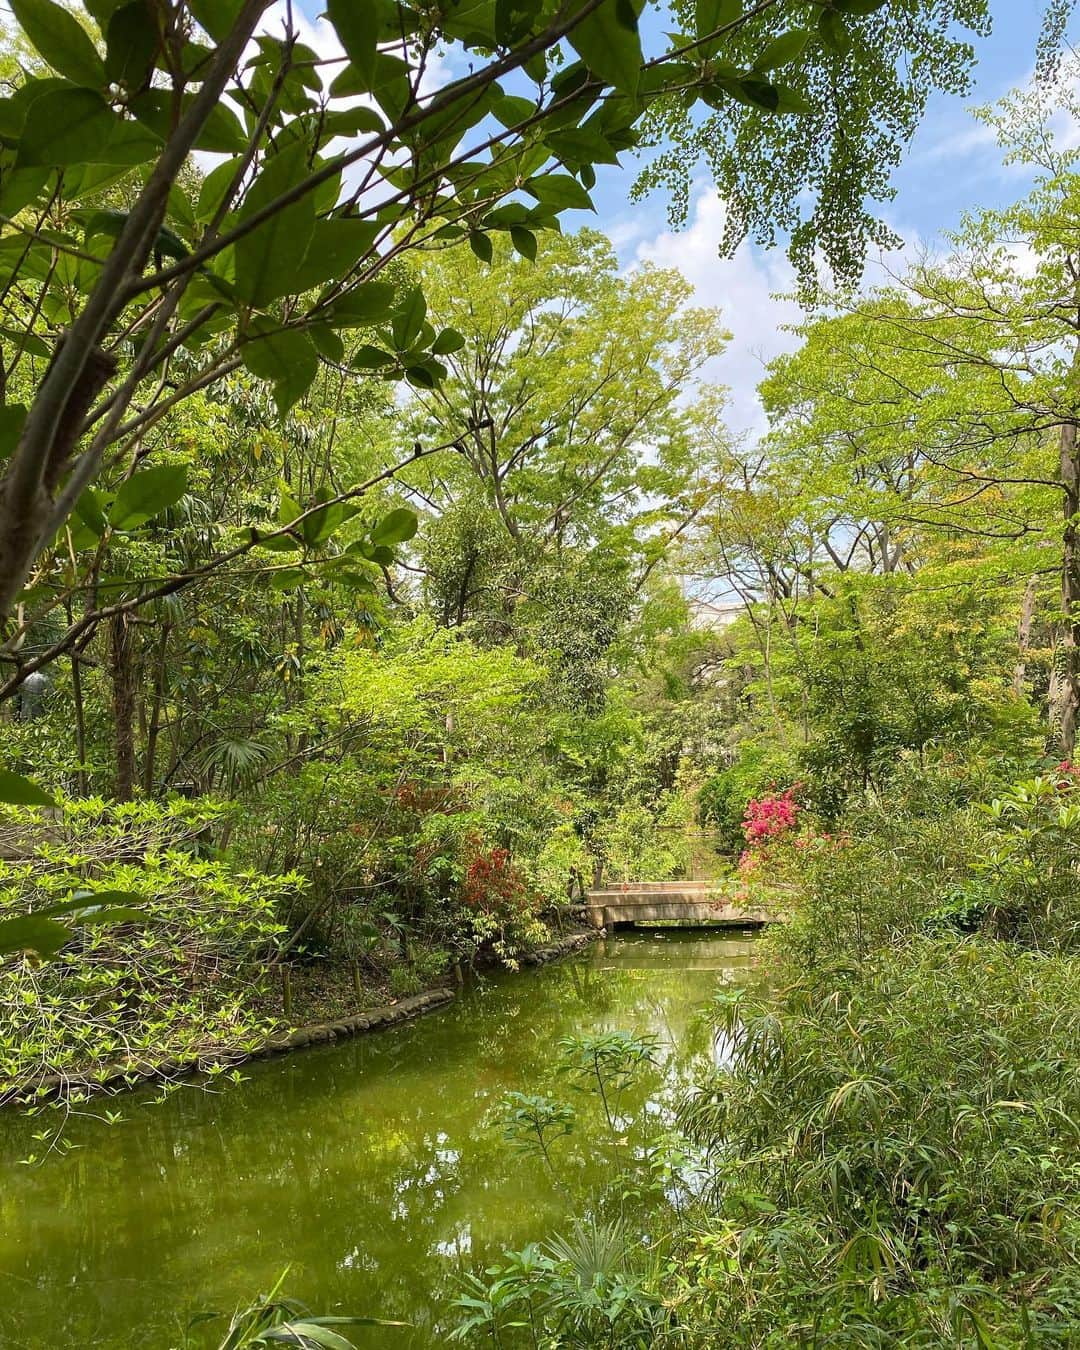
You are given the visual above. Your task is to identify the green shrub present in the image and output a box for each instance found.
[388,965,422,998]
[673,937,1080,1346]
[0,797,298,1104]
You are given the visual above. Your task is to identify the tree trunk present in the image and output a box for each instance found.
[1056,419,1080,756]
[143,622,171,794]
[109,612,137,800]
[1013,575,1038,699]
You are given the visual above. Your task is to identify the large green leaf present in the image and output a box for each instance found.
[468,230,494,263]
[523,172,594,211]
[753,28,812,71]
[11,0,106,88]
[188,0,249,42]
[0,914,71,960]
[431,327,466,355]
[0,769,56,807]
[325,0,392,89]
[74,485,108,536]
[325,281,397,328]
[391,288,427,350]
[292,219,379,292]
[567,0,643,97]
[131,91,247,154]
[18,88,162,166]
[0,404,27,459]
[241,319,319,415]
[234,142,317,307]
[694,0,740,42]
[111,464,188,530]
[370,507,418,547]
[104,1,160,89]
[818,9,852,55]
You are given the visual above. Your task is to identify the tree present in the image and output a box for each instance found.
[403,229,726,554]
[0,0,998,700]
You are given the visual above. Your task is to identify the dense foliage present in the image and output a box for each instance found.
[1,0,1079,1344]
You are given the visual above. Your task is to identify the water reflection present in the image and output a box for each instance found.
[0,930,760,1347]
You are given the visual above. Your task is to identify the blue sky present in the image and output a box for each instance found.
[585,0,1060,435]
[287,1,1065,435]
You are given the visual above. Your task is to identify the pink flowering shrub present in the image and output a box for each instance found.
[742,788,800,845]
[738,787,801,873]
[735,785,841,896]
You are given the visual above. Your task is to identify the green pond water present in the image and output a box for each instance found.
[0,929,760,1348]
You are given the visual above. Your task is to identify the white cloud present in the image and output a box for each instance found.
[628,188,803,438]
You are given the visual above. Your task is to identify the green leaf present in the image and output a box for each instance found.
[0,165,53,216]
[18,88,162,166]
[431,327,466,356]
[308,323,345,362]
[234,142,316,307]
[351,344,395,369]
[249,529,301,553]
[188,0,246,42]
[493,93,536,129]
[0,914,71,959]
[694,0,739,41]
[326,0,390,89]
[242,318,319,415]
[819,10,852,55]
[753,28,811,71]
[11,0,106,88]
[0,404,27,458]
[105,1,160,90]
[111,464,188,530]
[0,769,56,807]
[545,126,620,167]
[269,567,308,591]
[319,106,385,139]
[773,85,812,114]
[726,77,780,111]
[262,1324,354,1350]
[469,230,493,263]
[404,365,435,388]
[74,486,108,537]
[392,287,427,350]
[523,173,594,212]
[82,0,128,22]
[292,218,379,292]
[509,226,538,262]
[325,281,397,327]
[41,891,140,917]
[567,0,643,97]
[370,507,418,547]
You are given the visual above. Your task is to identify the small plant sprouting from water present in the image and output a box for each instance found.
[497,1092,576,1180]
[185,1269,409,1348]
[557,1032,659,1134]
[450,1219,663,1348]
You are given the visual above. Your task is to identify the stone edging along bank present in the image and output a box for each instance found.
[4,928,600,1106]
[271,929,598,1053]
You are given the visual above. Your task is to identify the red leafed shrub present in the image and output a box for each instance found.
[462,844,529,915]
[1055,760,1080,789]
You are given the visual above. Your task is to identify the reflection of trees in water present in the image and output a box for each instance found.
[0,933,761,1348]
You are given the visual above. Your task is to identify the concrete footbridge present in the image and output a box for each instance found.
[585,879,775,931]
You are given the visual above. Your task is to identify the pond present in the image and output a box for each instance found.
[0,929,760,1347]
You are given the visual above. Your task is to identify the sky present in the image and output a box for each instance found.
[283,1,1065,438]
[591,0,1059,437]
